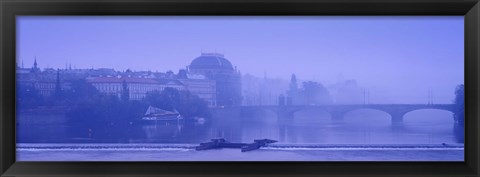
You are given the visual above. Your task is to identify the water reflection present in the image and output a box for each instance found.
[17,110,463,144]
[143,122,183,140]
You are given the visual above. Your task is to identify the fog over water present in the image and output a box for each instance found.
[17,108,458,145]
[18,16,463,103]
[16,16,464,161]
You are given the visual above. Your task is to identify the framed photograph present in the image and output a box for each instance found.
[1,0,479,176]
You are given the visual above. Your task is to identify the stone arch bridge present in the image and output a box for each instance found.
[237,104,457,124]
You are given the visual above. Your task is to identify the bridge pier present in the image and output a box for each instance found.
[238,104,456,125]
[390,113,405,125]
[389,113,406,132]
[330,111,345,122]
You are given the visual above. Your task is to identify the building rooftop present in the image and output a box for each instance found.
[86,76,159,84]
[190,53,234,70]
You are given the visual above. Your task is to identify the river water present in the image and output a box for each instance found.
[16,109,464,161]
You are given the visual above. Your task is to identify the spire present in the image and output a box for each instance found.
[290,74,298,89]
[288,73,298,97]
[54,68,62,99]
[31,56,39,73]
[33,56,38,69]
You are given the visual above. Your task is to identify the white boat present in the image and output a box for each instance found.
[142,106,183,121]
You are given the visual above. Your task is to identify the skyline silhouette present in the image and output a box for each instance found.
[17,16,464,104]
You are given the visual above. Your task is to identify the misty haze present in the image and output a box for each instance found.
[16,16,464,161]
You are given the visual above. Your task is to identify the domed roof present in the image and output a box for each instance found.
[190,53,233,70]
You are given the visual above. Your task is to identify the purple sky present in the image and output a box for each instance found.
[17,16,464,104]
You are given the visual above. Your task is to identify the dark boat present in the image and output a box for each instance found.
[195,138,277,152]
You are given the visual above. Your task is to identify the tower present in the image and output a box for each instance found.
[31,57,40,73]
[33,57,38,70]
[54,69,62,99]
[287,74,298,105]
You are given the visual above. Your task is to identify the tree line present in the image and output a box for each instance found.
[286,74,333,105]
[18,79,211,127]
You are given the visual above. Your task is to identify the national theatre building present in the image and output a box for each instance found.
[188,53,242,106]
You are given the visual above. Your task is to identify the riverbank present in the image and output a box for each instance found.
[17,143,464,161]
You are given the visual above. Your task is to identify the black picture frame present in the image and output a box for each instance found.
[1,0,479,176]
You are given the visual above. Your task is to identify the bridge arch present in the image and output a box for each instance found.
[342,108,392,125]
[403,109,455,124]
[238,104,457,125]
[401,109,456,139]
